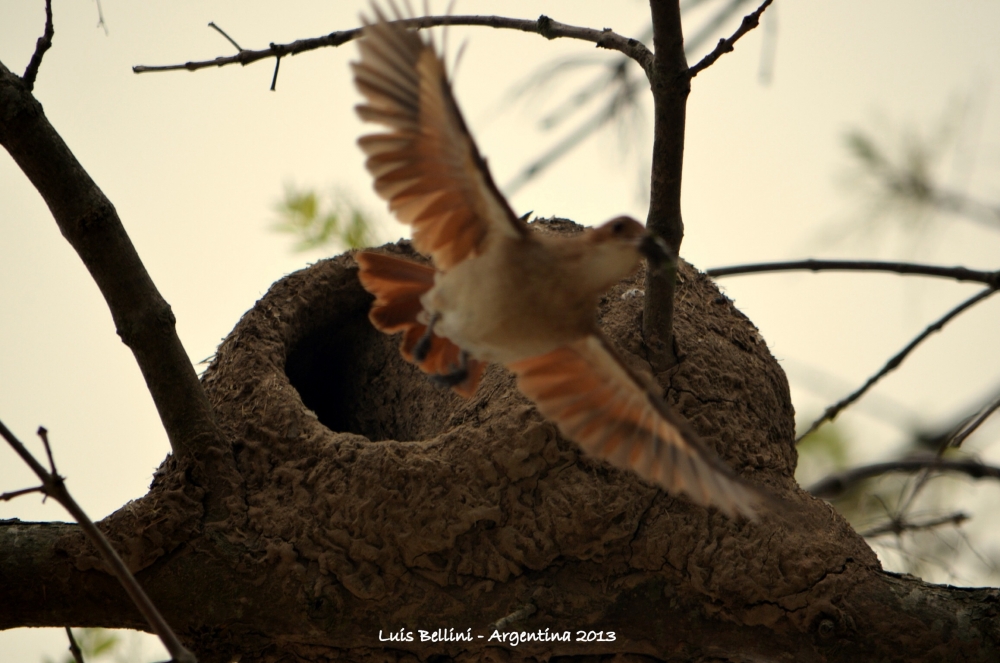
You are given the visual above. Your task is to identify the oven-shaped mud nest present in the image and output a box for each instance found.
[195,220,815,640]
[204,221,797,482]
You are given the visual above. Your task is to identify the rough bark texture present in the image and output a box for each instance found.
[4,221,998,662]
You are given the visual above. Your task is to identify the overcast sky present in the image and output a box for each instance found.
[2,1,1000,660]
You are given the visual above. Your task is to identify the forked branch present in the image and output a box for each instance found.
[0,419,196,663]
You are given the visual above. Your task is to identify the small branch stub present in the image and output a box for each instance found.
[22,0,55,91]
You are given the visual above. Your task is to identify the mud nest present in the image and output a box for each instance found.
[188,219,874,657]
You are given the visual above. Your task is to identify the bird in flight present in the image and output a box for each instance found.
[351,5,759,519]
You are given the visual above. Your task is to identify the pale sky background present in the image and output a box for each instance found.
[2,1,1000,660]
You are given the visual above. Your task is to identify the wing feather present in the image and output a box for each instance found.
[355,250,485,398]
[508,335,760,519]
[354,7,527,270]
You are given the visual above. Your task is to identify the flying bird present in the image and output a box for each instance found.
[351,6,759,518]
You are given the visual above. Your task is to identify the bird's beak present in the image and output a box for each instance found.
[638,233,673,268]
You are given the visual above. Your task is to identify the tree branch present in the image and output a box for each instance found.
[798,286,999,441]
[808,457,1000,499]
[22,0,54,91]
[642,0,691,370]
[133,15,653,78]
[707,259,1000,287]
[688,0,773,78]
[207,21,243,52]
[860,511,969,538]
[0,420,196,663]
[948,392,1000,449]
[65,627,85,663]
[0,60,227,467]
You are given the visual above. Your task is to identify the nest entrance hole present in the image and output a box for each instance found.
[284,300,461,443]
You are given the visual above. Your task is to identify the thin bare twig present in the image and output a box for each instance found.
[798,287,999,441]
[38,426,58,475]
[270,54,281,92]
[808,457,1000,499]
[706,259,1000,288]
[94,0,108,36]
[133,15,653,78]
[0,419,197,663]
[65,627,85,663]
[207,22,243,52]
[0,485,45,501]
[688,0,772,78]
[948,393,1000,449]
[685,0,756,60]
[860,511,969,539]
[22,0,54,91]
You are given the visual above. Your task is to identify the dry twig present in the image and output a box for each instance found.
[860,511,969,538]
[688,0,772,78]
[0,419,197,663]
[22,0,54,91]
[133,15,653,79]
[707,259,1000,288]
[65,627,85,663]
[808,456,1000,499]
[798,286,999,441]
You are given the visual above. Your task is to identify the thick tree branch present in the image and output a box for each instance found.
[21,0,54,91]
[0,60,226,467]
[688,0,773,78]
[643,0,690,369]
[707,259,1000,287]
[0,420,195,663]
[133,15,653,78]
[809,457,1000,499]
[799,286,999,440]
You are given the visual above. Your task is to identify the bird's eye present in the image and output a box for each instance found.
[611,219,626,234]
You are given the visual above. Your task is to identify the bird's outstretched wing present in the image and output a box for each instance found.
[353,7,527,271]
[508,335,760,518]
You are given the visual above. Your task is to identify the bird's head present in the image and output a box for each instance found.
[590,216,676,269]
[572,216,675,295]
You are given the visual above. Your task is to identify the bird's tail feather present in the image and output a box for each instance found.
[356,251,484,397]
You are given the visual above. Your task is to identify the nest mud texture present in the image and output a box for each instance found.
[197,220,877,661]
